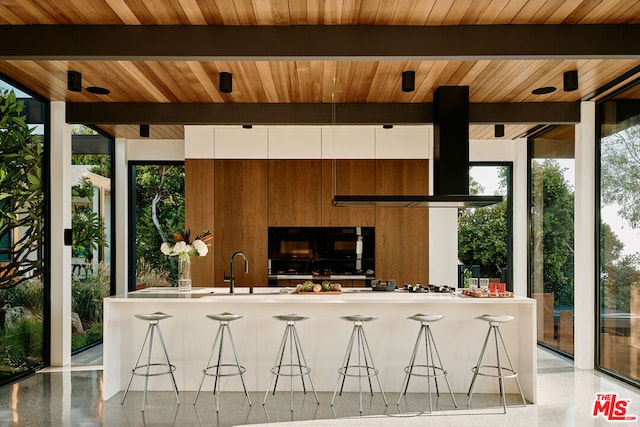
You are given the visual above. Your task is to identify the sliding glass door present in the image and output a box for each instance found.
[598,97,640,385]
[70,127,113,354]
[0,81,47,384]
[529,127,575,356]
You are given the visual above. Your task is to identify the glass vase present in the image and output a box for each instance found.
[178,257,192,292]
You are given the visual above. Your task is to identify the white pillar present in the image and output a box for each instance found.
[512,139,529,297]
[49,101,71,366]
[114,138,128,295]
[427,127,459,285]
[428,209,459,285]
[574,101,596,369]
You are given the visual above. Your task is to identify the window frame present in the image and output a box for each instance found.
[462,161,514,290]
[127,160,185,292]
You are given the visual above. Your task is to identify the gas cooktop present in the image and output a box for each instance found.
[401,284,456,293]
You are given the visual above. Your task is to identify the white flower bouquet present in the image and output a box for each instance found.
[160,229,212,261]
[161,229,211,291]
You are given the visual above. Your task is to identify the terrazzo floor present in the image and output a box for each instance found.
[0,346,639,426]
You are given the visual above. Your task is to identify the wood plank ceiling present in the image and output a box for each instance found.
[0,0,639,140]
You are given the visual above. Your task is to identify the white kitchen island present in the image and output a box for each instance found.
[103,287,536,403]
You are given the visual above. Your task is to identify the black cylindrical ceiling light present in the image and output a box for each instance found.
[402,70,415,92]
[67,70,82,92]
[140,124,150,138]
[494,124,505,138]
[220,71,233,93]
[563,70,578,92]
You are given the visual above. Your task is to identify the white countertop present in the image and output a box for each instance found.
[110,286,533,304]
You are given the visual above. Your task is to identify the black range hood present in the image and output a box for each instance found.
[333,194,503,208]
[333,86,503,208]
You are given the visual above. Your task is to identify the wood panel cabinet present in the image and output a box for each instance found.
[375,159,430,284]
[214,160,268,287]
[375,159,430,195]
[185,159,215,286]
[187,158,431,287]
[268,159,322,226]
[321,159,375,226]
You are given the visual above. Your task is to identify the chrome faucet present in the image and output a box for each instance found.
[230,251,248,294]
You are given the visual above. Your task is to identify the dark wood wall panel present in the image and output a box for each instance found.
[268,159,322,226]
[214,160,268,287]
[187,158,430,287]
[375,159,429,284]
[321,159,375,227]
[374,209,429,284]
[375,159,430,195]
[185,159,215,287]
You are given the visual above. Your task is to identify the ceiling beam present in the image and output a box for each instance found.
[66,102,579,125]
[1,25,639,60]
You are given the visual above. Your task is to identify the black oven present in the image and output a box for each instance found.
[268,227,374,277]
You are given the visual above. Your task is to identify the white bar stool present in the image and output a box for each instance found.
[397,314,457,412]
[467,314,527,413]
[331,314,388,413]
[263,314,319,411]
[193,313,251,411]
[121,312,179,411]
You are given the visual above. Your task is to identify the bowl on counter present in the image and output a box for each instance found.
[371,280,396,292]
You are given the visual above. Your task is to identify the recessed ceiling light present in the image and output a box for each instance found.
[86,86,110,95]
[531,86,556,95]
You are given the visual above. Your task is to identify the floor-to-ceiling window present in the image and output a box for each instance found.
[529,126,575,356]
[0,80,47,384]
[598,94,640,385]
[128,162,184,291]
[458,163,512,289]
[70,126,113,353]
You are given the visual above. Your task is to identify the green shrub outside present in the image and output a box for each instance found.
[0,317,43,381]
[71,262,109,352]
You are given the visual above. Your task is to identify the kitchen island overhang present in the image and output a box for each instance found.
[103,287,536,403]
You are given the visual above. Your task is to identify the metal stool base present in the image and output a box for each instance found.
[121,319,180,411]
[193,321,251,411]
[397,323,457,412]
[467,323,527,413]
[263,321,319,411]
[331,322,388,413]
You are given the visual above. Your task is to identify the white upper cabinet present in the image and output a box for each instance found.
[321,126,376,159]
[183,125,433,159]
[214,127,268,158]
[375,125,431,159]
[184,125,214,159]
[268,127,322,158]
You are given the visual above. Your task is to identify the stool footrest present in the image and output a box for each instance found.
[471,364,518,379]
[131,363,176,377]
[338,365,380,378]
[269,363,312,376]
[402,364,448,378]
[202,363,247,377]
